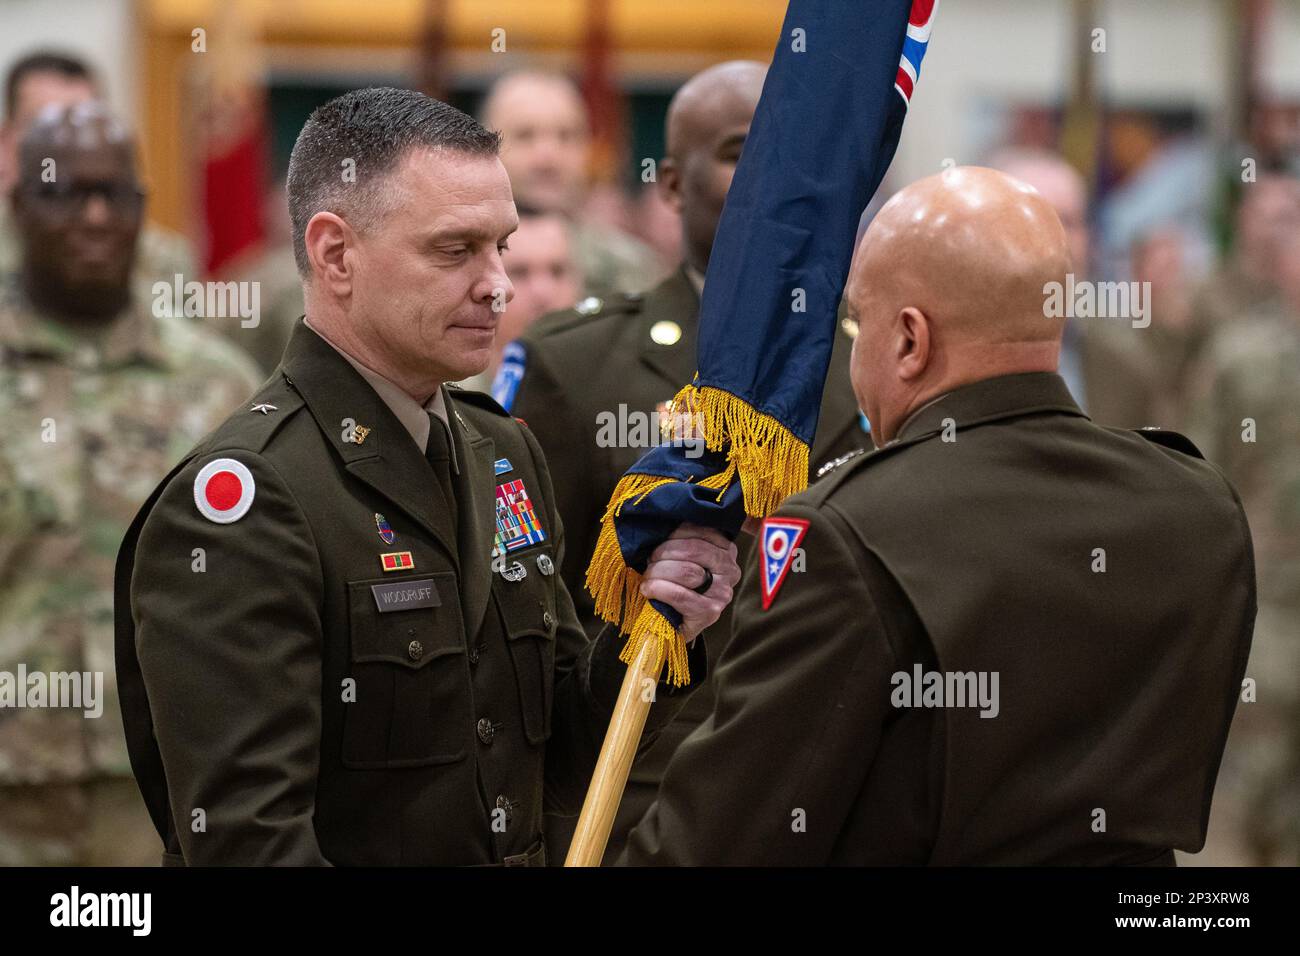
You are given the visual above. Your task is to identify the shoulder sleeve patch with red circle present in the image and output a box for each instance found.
[193,458,256,524]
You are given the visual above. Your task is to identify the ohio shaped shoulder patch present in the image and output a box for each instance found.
[760,516,810,610]
[193,458,256,524]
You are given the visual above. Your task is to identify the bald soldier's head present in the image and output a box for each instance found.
[12,101,143,321]
[661,60,766,275]
[847,166,1071,447]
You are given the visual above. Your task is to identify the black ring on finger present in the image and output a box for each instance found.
[692,568,714,595]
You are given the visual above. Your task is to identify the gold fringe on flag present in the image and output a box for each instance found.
[670,382,808,515]
[584,471,694,686]
[585,471,673,633]
[583,383,810,686]
[618,604,690,688]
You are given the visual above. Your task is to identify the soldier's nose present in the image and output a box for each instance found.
[81,193,113,225]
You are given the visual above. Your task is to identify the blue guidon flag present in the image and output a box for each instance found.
[585,0,938,685]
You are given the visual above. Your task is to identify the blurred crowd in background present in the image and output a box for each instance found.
[0,0,1295,867]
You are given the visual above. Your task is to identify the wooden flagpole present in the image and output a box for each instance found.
[564,636,662,866]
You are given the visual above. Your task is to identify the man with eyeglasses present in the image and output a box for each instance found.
[0,102,260,865]
[0,50,196,292]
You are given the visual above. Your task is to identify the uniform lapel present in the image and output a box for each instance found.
[445,390,496,639]
[281,321,460,565]
[636,268,701,390]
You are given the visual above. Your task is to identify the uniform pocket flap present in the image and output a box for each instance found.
[347,572,464,668]
[494,576,557,641]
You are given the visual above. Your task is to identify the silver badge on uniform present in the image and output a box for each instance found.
[501,561,527,582]
[535,554,554,576]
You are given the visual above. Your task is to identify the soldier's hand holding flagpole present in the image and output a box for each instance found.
[566,0,940,866]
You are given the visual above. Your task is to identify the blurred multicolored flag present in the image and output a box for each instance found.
[585,0,938,684]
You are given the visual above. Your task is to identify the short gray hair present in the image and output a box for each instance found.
[286,86,500,277]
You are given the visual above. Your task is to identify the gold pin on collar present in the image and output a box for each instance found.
[650,320,682,346]
[354,424,371,445]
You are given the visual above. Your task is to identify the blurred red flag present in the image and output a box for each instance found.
[415,0,451,102]
[195,2,269,276]
[580,0,625,185]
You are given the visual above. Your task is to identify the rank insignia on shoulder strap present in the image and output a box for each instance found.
[574,296,603,316]
[760,516,810,610]
[816,448,866,479]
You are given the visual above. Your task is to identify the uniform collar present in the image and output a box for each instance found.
[0,278,171,370]
[304,316,458,473]
[894,392,951,439]
[684,263,706,296]
[893,371,1087,444]
[282,318,471,563]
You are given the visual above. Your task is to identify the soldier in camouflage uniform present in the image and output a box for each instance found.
[215,241,304,375]
[1187,240,1300,866]
[0,104,260,865]
[0,50,197,296]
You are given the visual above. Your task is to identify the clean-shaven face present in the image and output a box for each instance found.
[349,148,519,385]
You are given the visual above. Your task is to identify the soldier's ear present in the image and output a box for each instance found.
[6,155,25,220]
[896,306,931,382]
[658,156,682,212]
[304,211,353,295]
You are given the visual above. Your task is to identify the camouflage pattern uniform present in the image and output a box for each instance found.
[0,280,261,864]
[1188,307,1300,866]
[213,243,305,375]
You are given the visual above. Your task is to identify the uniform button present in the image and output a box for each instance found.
[477,717,495,745]
[495,795,513,821]
[469,644,481,665]
[407,640,423,662]
[542,610,555,630]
